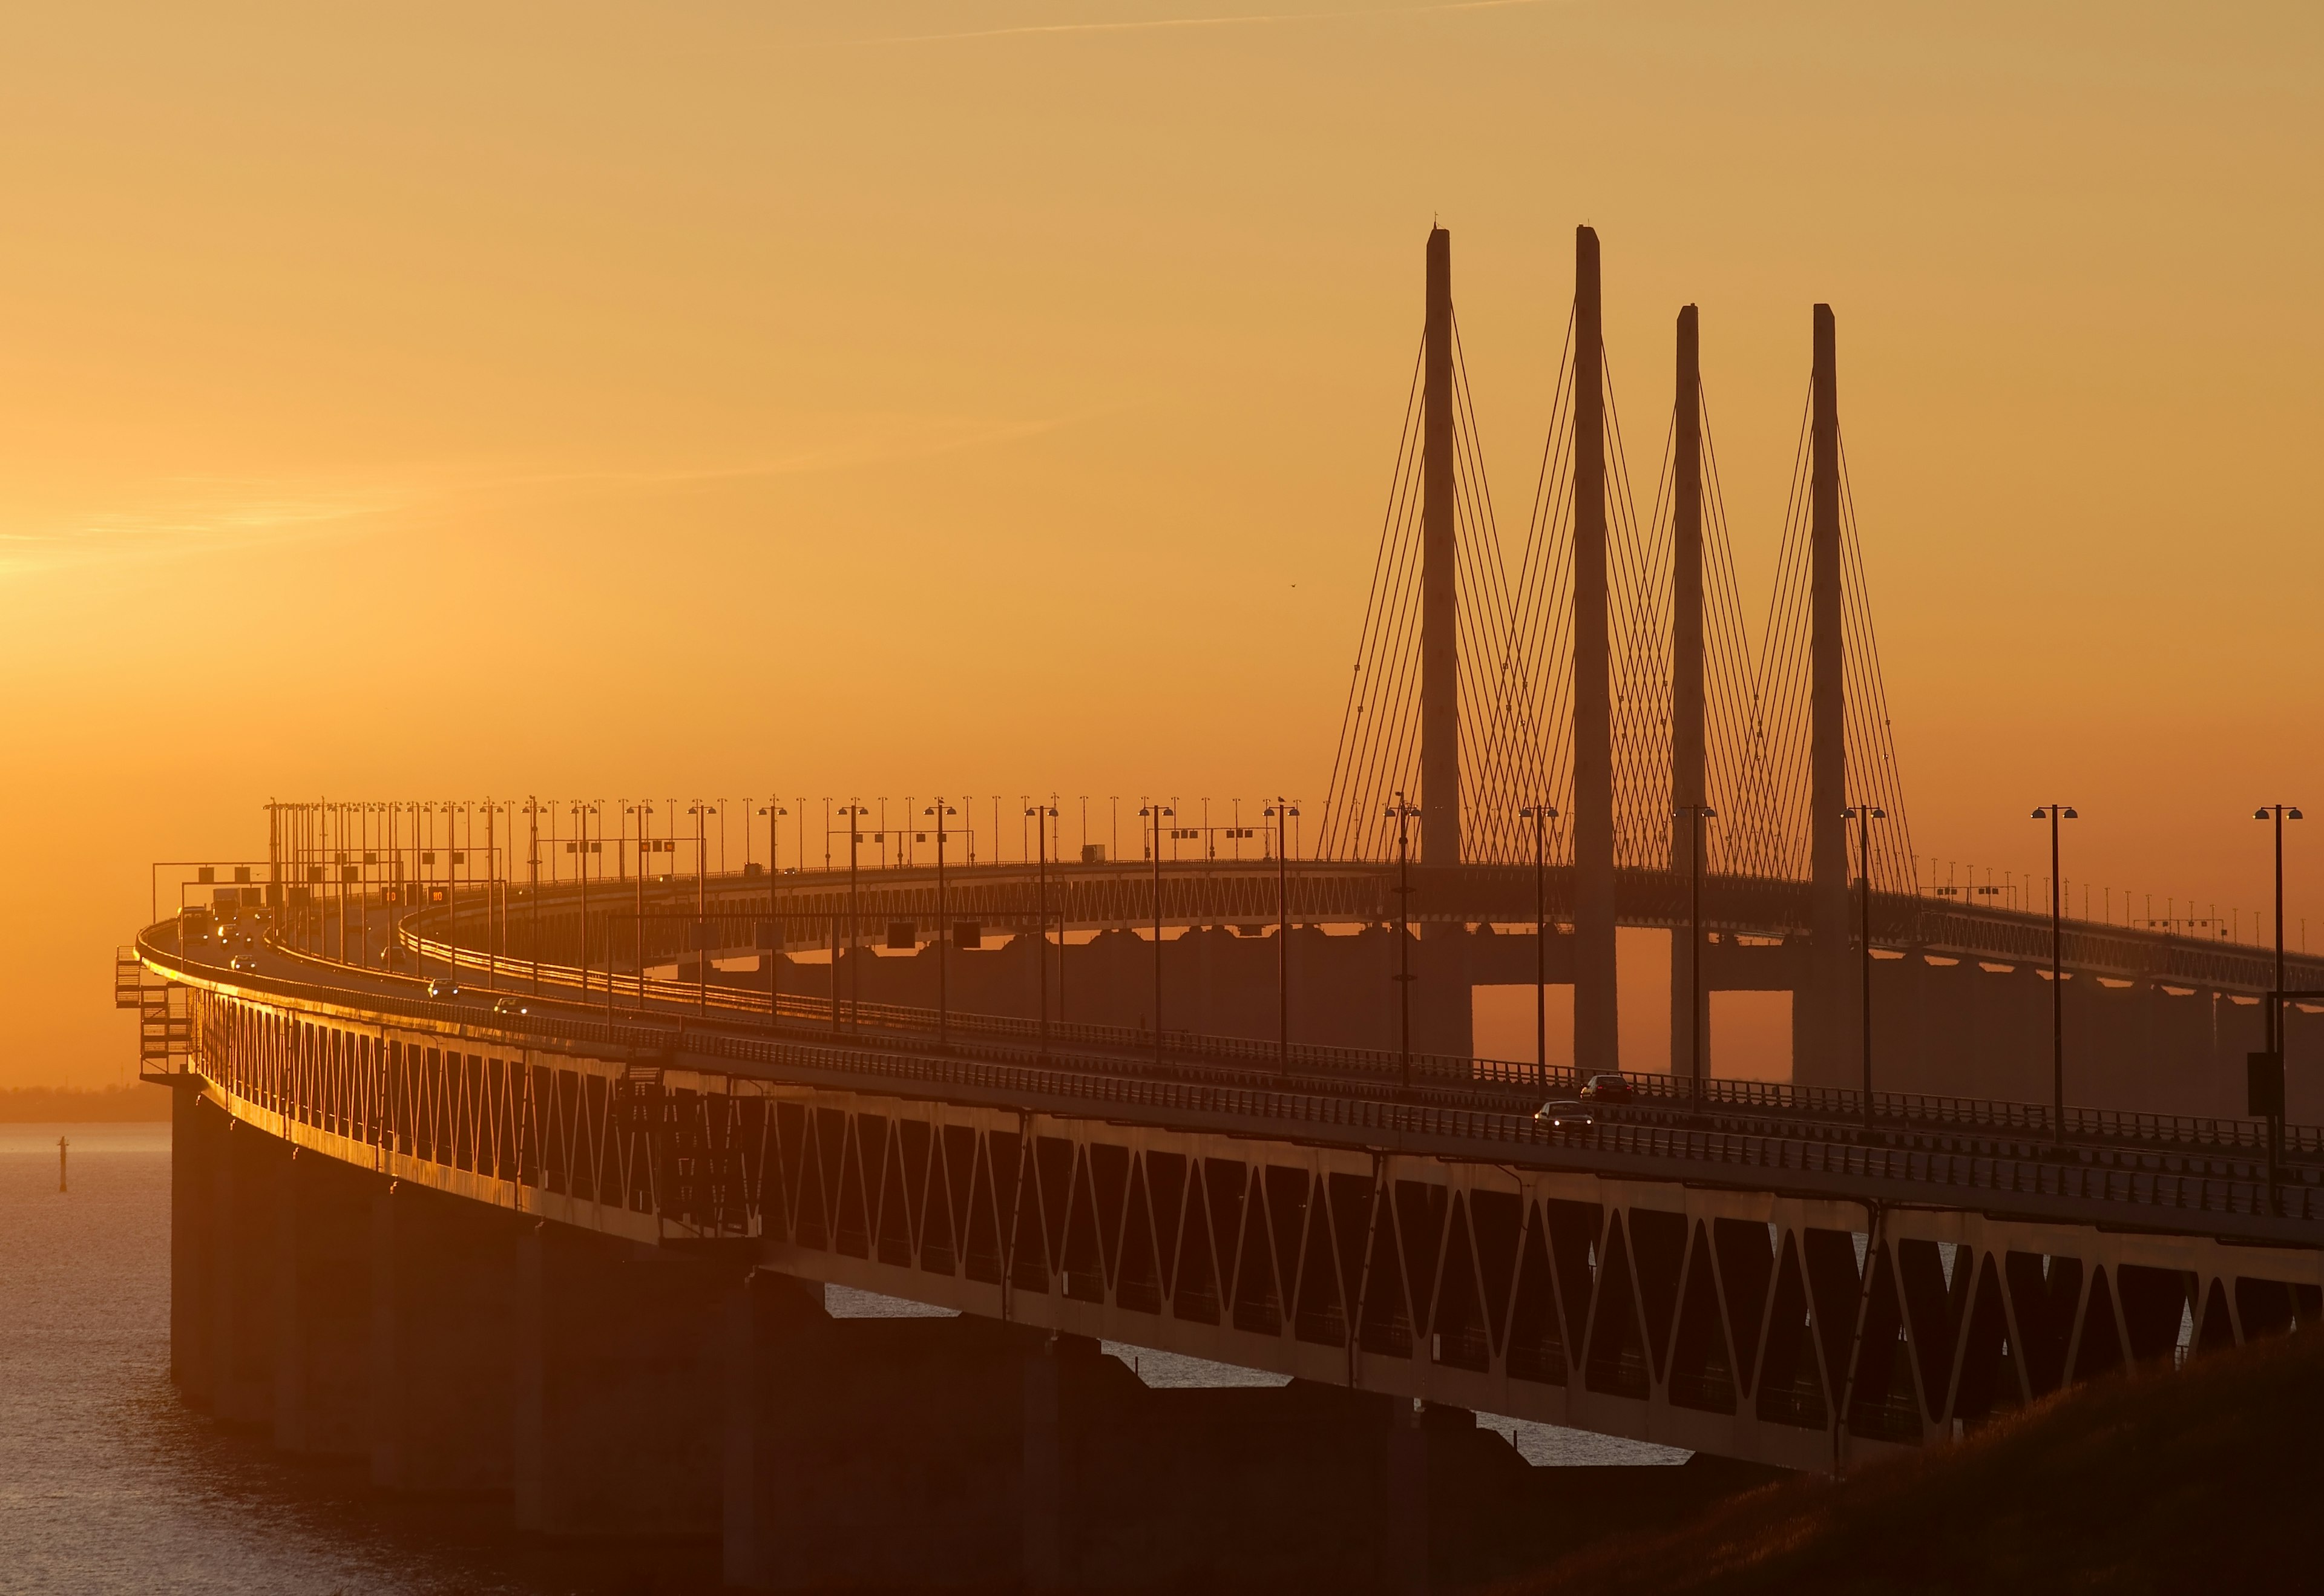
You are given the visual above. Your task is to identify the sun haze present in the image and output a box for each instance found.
[4,1,2319,1086]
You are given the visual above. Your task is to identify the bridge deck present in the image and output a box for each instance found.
[136,904,2324,1474]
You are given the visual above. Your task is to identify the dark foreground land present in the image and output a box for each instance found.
[1503,1327,2324,1595]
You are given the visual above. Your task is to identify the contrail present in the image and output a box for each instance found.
[863,0,1561,47]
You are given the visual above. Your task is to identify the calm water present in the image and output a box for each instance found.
[0,1123,1676,1595]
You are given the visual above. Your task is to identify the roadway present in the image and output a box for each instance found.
[149,890,2324,1248]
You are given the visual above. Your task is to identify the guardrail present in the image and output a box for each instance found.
[381,917,2324,1164]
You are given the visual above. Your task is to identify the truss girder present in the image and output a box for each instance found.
[179,974,2324,1474]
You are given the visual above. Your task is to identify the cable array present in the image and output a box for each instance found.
[1320,319,1915,890]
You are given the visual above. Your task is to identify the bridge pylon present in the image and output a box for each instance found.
[1572,225,1617,1073]
[1805,304,1853,1087]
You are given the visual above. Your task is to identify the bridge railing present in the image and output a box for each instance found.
[148,926,2324,1243]
[381,915,2324,1162]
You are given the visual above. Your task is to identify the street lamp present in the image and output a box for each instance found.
[1385,794,1421,1096]
[689,800,717,1016]
[1675,803,1718,1111]
[1139,801,1174,1069]
[1026,803,1057,1057]
[627,801,654,1013]
[1842,805,1884,1125]
[2254,804,2303,1210]
[2032,804,2079,1147]
[760,803,789,1025]
[1265,800,1301,1074]
[838,803,868,1032]
[1518,804,1560,1094]
[524,797,543,996]
[924,800,956,1045]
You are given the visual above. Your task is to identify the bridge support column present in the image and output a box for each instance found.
[208,1114,285,1427]
[272,1146,376,1457]
[1413,927,1474,1060]
[170,1083,221,1405]
[724,1273,1029,1590]
[1385,1397,1430,1596]
[368,1180,517,1493]
[514,1223,729,1537]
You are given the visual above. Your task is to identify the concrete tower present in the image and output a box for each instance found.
[1669,305,1707,1075]
[1573,228,1618,1072]
[1421,227,1458,868]
[1807,304,1851,1086]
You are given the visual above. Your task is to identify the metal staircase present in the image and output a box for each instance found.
[117,947,189,1081]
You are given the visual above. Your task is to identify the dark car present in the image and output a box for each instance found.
[1578,1072,1635,1104]
[491,996,529,1017]
[228,953,258,973]
[1532,1099,1594,1129]
[426,976,461,999]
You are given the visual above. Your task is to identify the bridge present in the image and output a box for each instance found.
[128,226,2324,1592]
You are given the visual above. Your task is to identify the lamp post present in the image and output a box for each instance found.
[1265,799,1301,1074]
[1842,805,1883,1126]
[760,803,788,1025]
[1675,803,1718,1112]
[525,798,542,996]
[1385,794,1420,1097]
[924,800,956,1045]
[2255,804,2303,1211]
[2032,804,2079,1148]
[1518,804,1560,1094]
[571,801,600,1003]
[689,801,715,1016]
[1139,801,1173,1069]
[1026,803,1057,1057]
[839,803,868,1031]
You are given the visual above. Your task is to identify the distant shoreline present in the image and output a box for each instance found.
[0,1084,171,1123]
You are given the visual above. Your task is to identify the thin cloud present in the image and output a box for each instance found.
[864,0,1561,47]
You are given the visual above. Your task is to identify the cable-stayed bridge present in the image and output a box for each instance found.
[126,228,2324,1592]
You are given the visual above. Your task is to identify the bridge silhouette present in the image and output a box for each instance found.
[130,229,2324,1592]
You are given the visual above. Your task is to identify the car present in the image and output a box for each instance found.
[1578,1072,1635,1104]
[228,953,258,973]
[1532,1099,1594,1129]
[491,996,529,1017]
[381,945,408,968]
[426,976,461,999]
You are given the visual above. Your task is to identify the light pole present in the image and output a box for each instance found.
[839,803,868,1031]
[481,800,497,990]
[1139,801,1173,1069]
[689,800,714,1016]
[525,797,542,996]
[1026,803,1057,1057]
[1265,799,1301,1074]
[1519,804,1560,1093]
[1843,804,1883,1126]
[925,800,956,1045]
[628,801,652,1013]
[760,803,789,1025]
[2255,804,2303,1210]
[2032,804,2078,1148]
[1385,794,1420,1097]
[572,801,599,1003]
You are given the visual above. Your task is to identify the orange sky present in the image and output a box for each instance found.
[5,2,2320,1087]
